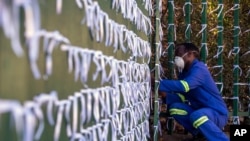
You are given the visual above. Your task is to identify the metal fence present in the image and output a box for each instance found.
[0,0,153,141]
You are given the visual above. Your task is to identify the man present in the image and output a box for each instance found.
[159,42,229,141]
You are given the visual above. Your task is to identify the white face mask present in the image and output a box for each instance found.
[174,52,188,73]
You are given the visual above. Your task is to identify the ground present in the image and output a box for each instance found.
[159,131,230,141]
[149,115,230,141]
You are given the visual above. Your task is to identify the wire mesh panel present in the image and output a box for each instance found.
[0,0,153,141]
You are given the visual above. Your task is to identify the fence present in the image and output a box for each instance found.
[0,0,153,140]
[152,0,250,140]
[1,0,250,141]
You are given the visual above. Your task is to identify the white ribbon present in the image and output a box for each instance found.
[224,4,240,18]
[75,91,86,130]
[64,96,73,137]
[93,90,100,123]
[0,100,23,140]
[215,82,224,93]
[54,100,68,141]
[228,47,240,57]
[183,2,193,16]
[23,101,38,141]
[86,89,93,123]
[213,45,224,58]
[33,91,58,126]
[56,0,62,14]
[209,4,224,18]
[0,0,26,57]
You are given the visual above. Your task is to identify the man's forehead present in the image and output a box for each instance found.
[175,45,185,53]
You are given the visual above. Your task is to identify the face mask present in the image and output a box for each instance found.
[174,52,188,73]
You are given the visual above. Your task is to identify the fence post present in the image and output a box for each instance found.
[200,0,207,63]
[217,0,224,94]
[166,0,175,135]
[153,0,161,140]
[233,0,240,125]
[184,0,191,42]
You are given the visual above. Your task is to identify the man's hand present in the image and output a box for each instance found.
[159,91,167,98]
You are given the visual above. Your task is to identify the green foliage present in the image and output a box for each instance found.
[159,0,250,112]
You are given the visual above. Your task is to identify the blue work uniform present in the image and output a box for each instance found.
[159,59,229,141]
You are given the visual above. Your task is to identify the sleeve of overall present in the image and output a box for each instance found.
[159,66,205,93]
[182,65,206,92]
[159,79,187,93]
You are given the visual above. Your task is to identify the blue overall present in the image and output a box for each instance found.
[159,59,229,141]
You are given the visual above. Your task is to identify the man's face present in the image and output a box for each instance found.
[174,45,188,72]
[175,45,187,59]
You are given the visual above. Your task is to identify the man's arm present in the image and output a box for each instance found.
[159,66,205,93]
